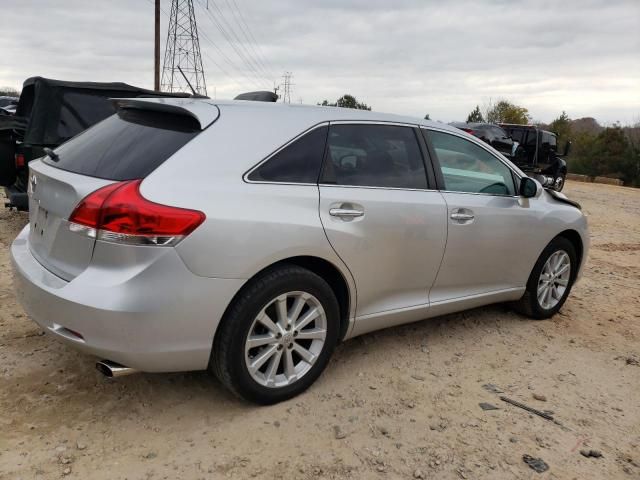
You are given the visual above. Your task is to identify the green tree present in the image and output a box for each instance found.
[549,111,572,147]
[424,114,430,120]
[569,125,639,186]
[466,105,484,123]
[318,94,371,110]
[486,100,529,124]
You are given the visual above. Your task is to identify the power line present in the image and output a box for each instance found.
[205,0,273,82]
[195,0,271,89]
[223,0,276,80]
[229,0,280,79]
[204,0,274,83]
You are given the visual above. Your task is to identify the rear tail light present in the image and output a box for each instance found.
[68,180,205,246]
[15,153,25,168]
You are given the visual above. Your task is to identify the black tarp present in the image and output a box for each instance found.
[15,77,192,146]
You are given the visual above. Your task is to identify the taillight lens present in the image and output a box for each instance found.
[68,180,205,246]
[15,153,25,168]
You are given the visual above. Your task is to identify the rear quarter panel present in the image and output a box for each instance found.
[140,105,355,287]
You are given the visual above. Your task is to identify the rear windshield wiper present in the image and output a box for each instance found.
[43,147,60,162]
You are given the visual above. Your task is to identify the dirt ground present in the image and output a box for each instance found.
[0,181,638,480]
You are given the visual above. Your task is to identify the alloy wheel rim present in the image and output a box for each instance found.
[537,250,571,310]
[555,176,564,190]
[244,291,327,388]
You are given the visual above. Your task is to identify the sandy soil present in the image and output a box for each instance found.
[0,181,639,480]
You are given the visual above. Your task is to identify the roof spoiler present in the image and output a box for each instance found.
[234,91,278,102]
[111,98,219,130]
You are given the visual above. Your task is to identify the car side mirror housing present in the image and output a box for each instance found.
[519,177,537,198]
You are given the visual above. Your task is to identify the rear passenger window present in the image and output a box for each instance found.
[248,126,328,183]
[321,124,427,189]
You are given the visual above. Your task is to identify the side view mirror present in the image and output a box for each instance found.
[519,177,537,198]
[563,140,572,157]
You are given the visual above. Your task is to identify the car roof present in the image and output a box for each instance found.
[119,96,463,135]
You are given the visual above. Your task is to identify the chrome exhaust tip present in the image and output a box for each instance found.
[96,360,137,378]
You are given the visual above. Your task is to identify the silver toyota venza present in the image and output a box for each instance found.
[11,99,589,404]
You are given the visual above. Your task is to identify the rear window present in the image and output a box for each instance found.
[44,108,200,180]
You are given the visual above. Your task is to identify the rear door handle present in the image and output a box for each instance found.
[329,208,364,218]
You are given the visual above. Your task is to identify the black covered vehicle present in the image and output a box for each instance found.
[0,77,190,210]
[449,122,515,157]
[500,124,570,192]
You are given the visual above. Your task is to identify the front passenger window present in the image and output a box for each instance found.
[426,130,516,196]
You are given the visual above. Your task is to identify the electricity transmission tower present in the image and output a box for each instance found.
[281,72,293,104]
[161,0,207,95]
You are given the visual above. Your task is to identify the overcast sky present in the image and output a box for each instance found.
[1,0,639,124]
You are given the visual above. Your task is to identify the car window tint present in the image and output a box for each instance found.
[426,130,516,196]
[322,124,427,189]
[248,126,328,183]
[44,108,200,181]
[492,127,507,138]
[508,129,525,143]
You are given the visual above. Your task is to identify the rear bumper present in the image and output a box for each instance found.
[11,225,245,372]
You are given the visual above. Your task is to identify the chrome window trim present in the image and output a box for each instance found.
[438,190,520,199]
[318,183,438,193]
[330,120,420,128]
[243,122,330,184]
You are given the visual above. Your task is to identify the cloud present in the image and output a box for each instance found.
[0,0,638,123]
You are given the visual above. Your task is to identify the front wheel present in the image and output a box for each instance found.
[554,173,566,191]
[211,265,339,404]
[513,236,577,319]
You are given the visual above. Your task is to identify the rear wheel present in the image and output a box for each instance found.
[211,265,339,404]
[554,173,566,191]
[514,237,576,319]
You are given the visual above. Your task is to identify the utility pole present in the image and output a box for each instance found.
[282,72,293,104]
[161,0,207,96]
[154,0,160,91]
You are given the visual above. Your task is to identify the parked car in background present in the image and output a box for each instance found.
[11,99,588,404]
[0,96,18,108]
[500,124,570,191]
[449,122,515,158]
[0,96,18,116]
[0,77,190,210]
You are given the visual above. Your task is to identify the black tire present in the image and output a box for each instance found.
[210,264,339,405]
[555,172,566,192]
[513,236,577,320]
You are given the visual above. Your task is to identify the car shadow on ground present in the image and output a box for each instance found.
[20,302,528,417]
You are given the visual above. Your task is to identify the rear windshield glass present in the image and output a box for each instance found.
[43,108,200,180]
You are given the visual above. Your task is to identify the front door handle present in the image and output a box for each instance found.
[450,208,475,224]
[329,208,364,218]
[450,212,474,221]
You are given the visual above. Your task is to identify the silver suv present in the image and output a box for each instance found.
[11,98,589,404]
